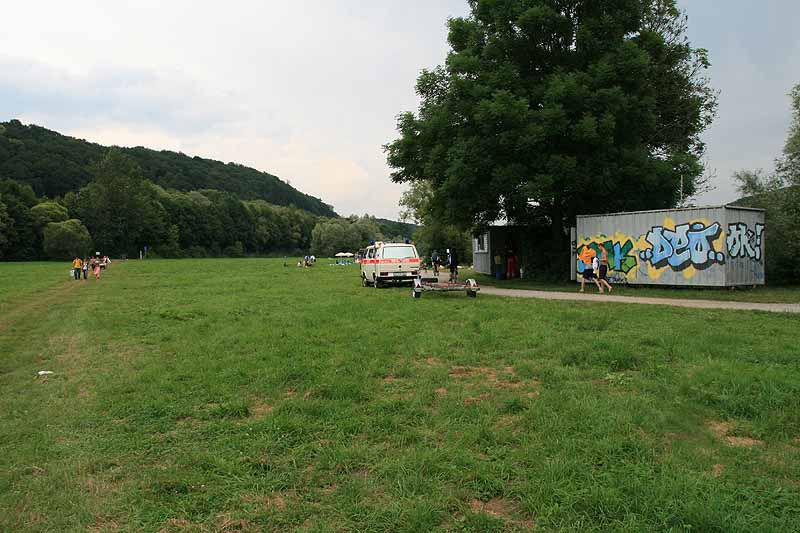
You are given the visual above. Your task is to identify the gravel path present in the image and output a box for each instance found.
[479,286,800,314]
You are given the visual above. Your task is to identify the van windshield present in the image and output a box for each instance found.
[382,246,417,259]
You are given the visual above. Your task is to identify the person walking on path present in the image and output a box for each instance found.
[71,256,83,280]
[578,247,603,293]
[92,257,101,280]
[82,257,89,279]
[597,247,613,293]
[447,248,458,282]
[431,250,440,276]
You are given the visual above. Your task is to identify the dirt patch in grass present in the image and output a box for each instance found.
[470,498,534,530]
[249,401,273,420]
[242,492,290,512]
[495,414,521,429]
[415,356,444,369]
[158,518,207,532]
[712,464,725,477]
[707,420,764,448]
[448,365,537,391]
[726,436,764,448]
[383,374,396,383]
[84,476,119,497]
[216,514,257,531]
[435,387,448,396]
[320,481,338,494]
[175,416,196,428]
[464,394,490,406]
[87,517,122,532]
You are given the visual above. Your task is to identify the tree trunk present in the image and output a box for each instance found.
[550,206,568,279]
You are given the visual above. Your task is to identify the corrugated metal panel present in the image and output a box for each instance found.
[724,207,766,286]
[473,232,492,274]
[575,206,765,287]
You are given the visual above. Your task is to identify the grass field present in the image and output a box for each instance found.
[2,258,799,532]
[462,269,800,304]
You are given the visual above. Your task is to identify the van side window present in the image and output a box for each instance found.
[367,248,374,259]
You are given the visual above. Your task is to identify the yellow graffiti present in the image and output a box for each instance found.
[579,218,727,282]
[576,231,639,281]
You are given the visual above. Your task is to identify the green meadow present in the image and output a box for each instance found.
[1,259,799,532]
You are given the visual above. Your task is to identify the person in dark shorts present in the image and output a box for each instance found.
[597,247,613,293]
[578,249,603,293]
[447,248,458,282]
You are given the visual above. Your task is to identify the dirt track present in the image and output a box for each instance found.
[479,286,800,314]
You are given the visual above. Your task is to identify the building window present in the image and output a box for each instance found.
[475,233,488,252]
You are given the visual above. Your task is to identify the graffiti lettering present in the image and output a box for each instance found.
[576,238,637,275]
[639,222,725,271]
[727,223,764,262]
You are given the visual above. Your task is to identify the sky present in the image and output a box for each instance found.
[1,1,798,219]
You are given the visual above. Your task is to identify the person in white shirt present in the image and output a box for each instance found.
[579,254,604,293]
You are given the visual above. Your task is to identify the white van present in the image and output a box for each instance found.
[361,242,420,287]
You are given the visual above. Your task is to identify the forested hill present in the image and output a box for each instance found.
[0,120,336,217]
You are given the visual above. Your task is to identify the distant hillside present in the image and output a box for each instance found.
[0,120,336,217]
[375,218,418,240]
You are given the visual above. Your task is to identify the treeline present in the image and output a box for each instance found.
[731,84,800,285]
[0,120,336,217]
[0,150,413,261]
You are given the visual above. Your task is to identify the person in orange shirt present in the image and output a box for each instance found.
[71,256,83,281]
[578,247,602,293]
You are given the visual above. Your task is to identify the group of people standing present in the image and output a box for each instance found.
[429,248,459,281]
[71,254,110,281]
[578,246,613,294]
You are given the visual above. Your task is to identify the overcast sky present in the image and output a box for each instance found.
[1,1,798,218]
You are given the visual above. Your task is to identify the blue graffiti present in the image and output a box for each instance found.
[727,222,764,262]
[639,222,725,271]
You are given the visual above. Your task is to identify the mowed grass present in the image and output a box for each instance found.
[1,258,799,532]
[462,269,800,304]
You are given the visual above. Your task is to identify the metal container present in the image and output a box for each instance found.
[573,206,765,287]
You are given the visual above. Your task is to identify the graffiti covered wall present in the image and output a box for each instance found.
[575,207,765,286]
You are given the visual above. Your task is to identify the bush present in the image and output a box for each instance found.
[223,241,245,257]
[43,219,92,259]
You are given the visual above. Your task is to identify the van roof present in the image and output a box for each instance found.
[368,242,415,248]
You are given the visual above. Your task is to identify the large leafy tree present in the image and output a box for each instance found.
[310,216,382,258]
[0,178,39,260]
[75,149,166,257]
[386,0,717,267]
[43,219,93,260]
[399,182,472,265]
[734,82,800,284]
[0,201,12,257]
[30,201,69,232]
[776,84,800,185]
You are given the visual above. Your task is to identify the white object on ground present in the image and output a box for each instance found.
[37,371,54,376]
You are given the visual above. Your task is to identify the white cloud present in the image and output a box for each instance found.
[2,0,797,217]
[0,1,469,219]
